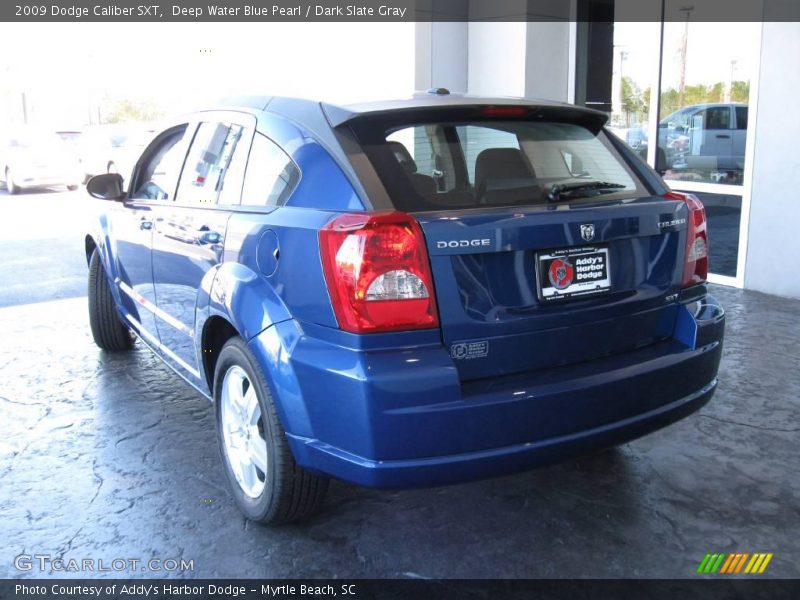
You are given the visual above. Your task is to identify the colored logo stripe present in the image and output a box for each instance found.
[698,552,773,574]
[720,553,749,573]
[745,553,774,574]
[697,553,726,573]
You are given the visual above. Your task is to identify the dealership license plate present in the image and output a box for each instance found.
[536,246,612,302]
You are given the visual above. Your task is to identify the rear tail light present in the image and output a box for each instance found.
[665,191,708,288]
[319,212,439,333]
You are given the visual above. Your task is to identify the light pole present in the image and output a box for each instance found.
[727,59,738,103]
[619,50,629,126]
[678,5,694,108]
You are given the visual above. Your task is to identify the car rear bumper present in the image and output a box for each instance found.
[289,377,716,488]
[249,295,724,489]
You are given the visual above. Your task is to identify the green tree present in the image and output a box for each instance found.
[731,81,750,103]
[660,80,750,119]
[621,77,649,125]
[104,99,164,124]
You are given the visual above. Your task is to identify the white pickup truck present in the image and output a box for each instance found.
[659,103,748,177]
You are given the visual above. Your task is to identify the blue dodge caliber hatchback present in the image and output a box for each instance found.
[85,92,725,523]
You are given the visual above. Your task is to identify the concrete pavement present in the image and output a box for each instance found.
[0,188,797,579]
[0,285,798,578]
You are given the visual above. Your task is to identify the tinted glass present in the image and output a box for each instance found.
[360,120,644,212]
[240,133,300,207]
[177,122,243,205]
[131,125,190,200]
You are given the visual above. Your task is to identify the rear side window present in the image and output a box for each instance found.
[240,133,300,207]
[359,119,643,211]
[699,107,731,130]
[736,106,748,130]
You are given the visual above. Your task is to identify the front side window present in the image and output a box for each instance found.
[131,125,191,201]
[359,119,642,212]
[177,122,243,206]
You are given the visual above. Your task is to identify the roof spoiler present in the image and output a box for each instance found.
[321,101,609,133]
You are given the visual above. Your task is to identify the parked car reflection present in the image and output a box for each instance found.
[0,128,81,194]
[611,103,748,185]
[78,124,158,185]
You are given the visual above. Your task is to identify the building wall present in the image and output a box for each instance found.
[467,22,529,96]
[744,21,800,298]
[417,20,572,103]
[415,22,468,93]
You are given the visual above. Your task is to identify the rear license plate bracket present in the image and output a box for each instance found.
[536,245,612,302]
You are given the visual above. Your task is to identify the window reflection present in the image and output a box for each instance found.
[675,190,742,277]
[606,21,661,163]
[656,16,757,185]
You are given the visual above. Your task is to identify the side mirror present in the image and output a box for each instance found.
[87,173,126,201]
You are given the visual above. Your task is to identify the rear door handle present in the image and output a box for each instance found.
[715,134,731,139]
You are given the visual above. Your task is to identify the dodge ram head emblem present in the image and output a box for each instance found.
[580,224,595,242]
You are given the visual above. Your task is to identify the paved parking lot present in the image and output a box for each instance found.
[0,190,798,579]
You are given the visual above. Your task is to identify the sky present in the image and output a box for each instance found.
[0,22,416,128]
[613,21,760,92]
[0,20,760,130]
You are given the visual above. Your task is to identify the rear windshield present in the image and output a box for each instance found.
[355,119,646,212]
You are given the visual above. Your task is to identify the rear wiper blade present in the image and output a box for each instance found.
[547,181,626,202]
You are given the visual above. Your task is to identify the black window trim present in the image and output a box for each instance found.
[126,110,260,211]
[126,122,197,205]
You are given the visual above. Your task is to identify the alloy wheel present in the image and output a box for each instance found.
[220,365,268,498]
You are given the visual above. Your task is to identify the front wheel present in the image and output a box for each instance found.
[88,250,134,351]
[5,169,19,194]
[214,337,329,524]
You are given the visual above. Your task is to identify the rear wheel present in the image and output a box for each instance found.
[214,337,329,524]
[88,250,134,351]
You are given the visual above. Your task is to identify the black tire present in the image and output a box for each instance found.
[88,250,134,351]
[5,169,19,195]
[214,337,329,524]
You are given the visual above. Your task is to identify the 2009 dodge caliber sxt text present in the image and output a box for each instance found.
[84,92,725,524]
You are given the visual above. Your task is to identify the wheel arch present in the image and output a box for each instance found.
[195,262,312,437]
[200,315,239,392]
[195,261,292,392]
[85,234,98,266]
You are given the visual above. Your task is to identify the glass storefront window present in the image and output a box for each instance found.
[578,1,759,281]
[656,16,758,185]
[674,190,742,277]
[606,21,661,163]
